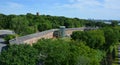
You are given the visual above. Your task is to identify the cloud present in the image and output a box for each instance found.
[7,2,24,9]
[0,2,24,11]
[104,0,120,9]
[62,0,120,10]
[62,0,103,9]
[53,0,120,20]
[0,2,24,14]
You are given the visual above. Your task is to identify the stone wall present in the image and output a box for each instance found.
[9,27,98,45]
[65,27,84,36]
[24,32,54,45]
[9,29,58,44]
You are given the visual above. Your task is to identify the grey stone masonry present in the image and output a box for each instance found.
[9,27,98,45]
[9,29,59,44]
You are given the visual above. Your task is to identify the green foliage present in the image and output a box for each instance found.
[85,21,96,27]
[10,16,30,35]
[0,13,119,36]
[33,39,70,65]
[37,20,52,31]
[0,14,9,29]
[4,34,16,44]
[71,30,105,49]
[71,27,120,65]
[0,44,39,65]
[72,41,105,65]
[0,13,93,36]
[111,21,118,27]
[71,27,120,52]
[0,38,105,65]
[102,27,119,52]
[95,22,106,27]
[33,39,104,65]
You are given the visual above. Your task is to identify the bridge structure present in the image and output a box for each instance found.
[9,27,98,45]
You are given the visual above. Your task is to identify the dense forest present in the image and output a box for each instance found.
[0,13,120,65]
[0,13,87,36]
[0,13,118,36]
[71,27,120,65]
[0,39,105,65]
[0,28,120,65]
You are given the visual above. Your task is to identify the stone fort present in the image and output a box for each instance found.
[9,27,98,45]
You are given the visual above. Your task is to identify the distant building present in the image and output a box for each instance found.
[36,12,39,16]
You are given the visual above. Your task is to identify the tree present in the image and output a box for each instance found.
[10,16,29,35]
[95,22,105,27]
[33,39,105,65]
[33,39,70,65]
[71,30,105,49]
[0,14,8,29]
[111,20,118,27]
[85,21,96,27]
[4,34,16,44]
[70,41,105,65]
[101,27,120,65]
[37,20,52,31]
[0,44,39,65]
[102,27,119,51]
[26,13,35,26]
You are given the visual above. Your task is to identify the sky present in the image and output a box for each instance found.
[0,0,120,20]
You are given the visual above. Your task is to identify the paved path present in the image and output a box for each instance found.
[0,30,15,52]
[0,43,6,52]
[0,38,6,52]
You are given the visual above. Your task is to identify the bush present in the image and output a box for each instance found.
[4,34,16,44]
[0,44,39,65]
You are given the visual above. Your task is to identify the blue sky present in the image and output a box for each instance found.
[0,0,120,20]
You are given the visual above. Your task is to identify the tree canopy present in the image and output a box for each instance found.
[0,39,105,65]
[0,44,39,65]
